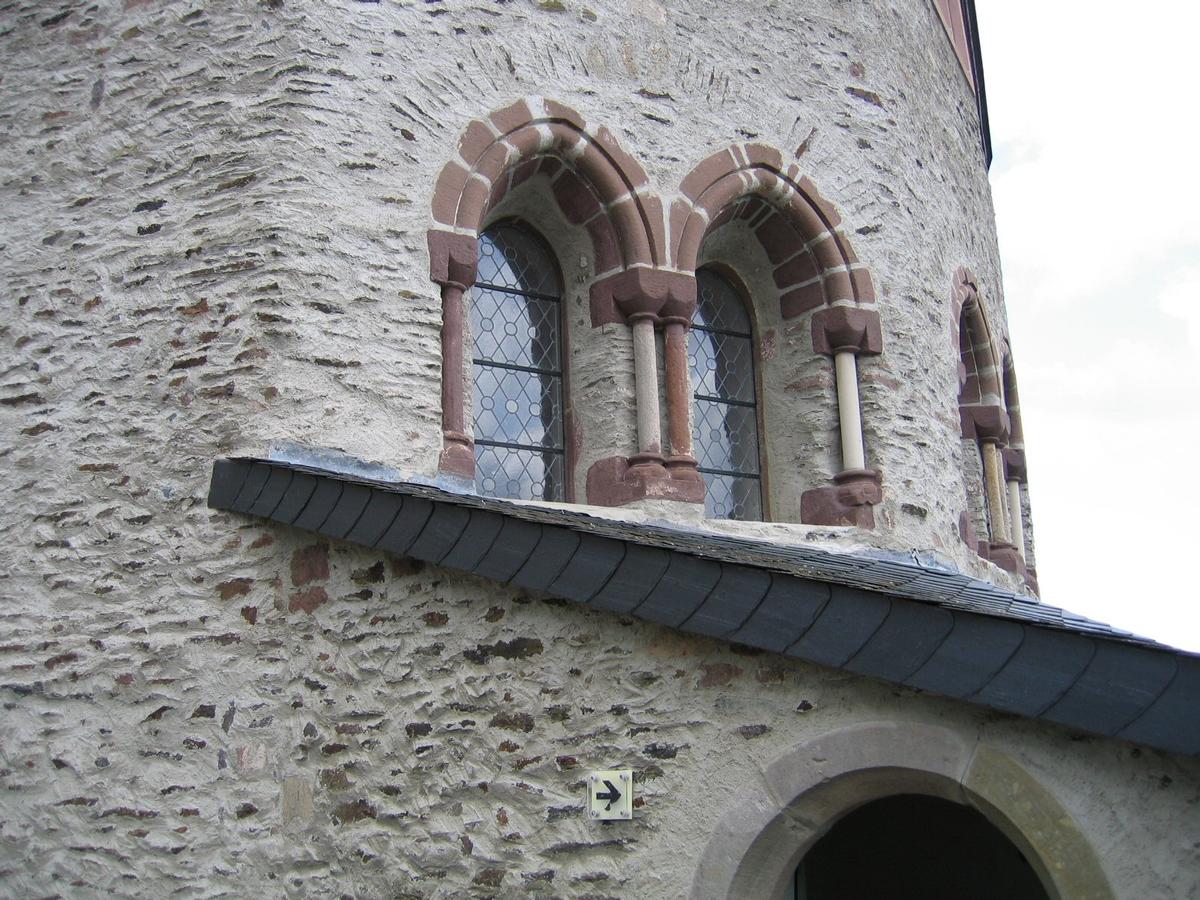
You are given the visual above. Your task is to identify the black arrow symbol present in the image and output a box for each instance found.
[595,779,622,811]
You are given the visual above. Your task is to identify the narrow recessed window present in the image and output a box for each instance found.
[690,269,763,520]
[470,225,565,501]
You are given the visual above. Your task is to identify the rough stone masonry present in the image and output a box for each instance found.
[1,1,1197,897]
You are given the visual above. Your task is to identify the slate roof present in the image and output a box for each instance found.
[207,455,1200,757]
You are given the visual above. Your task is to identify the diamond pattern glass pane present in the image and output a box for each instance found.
[477,226,560,296]
[473,365,562,448]
[693,398,760,475]
[471,287,560,371]
[475,443,564,503]
[690,269,762,521]
[702,473,763,521]
[689,328,755,403]
[472,224,566,503]
[695,269,751,335]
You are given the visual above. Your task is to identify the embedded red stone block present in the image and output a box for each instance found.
[455,175,490,229]
[742,142,783,170]
[756,213,805,265]
[487,170,512,214]
[593,124,651,190]
[958,510,978,549]
[586,455,704,506]
[800,470,882,528]
[850,268,876,303]
[1001,448,1027,482]
[547,122,581,156]
[431,161,469,226]
[821,268,855,303]
[577,141,630,205]
[552,168,601,225]
[438,438,475,481]
[642,194,667,266]
[796,175,842,228]
[779,282,825,319]
[474,142,511,184]
[787,192,828,239]
[457,119,496,168]
[427,230,478,288]
[675,209,708,271]
[800,485,875,528]
[609,198,653,266]
[772,251,819,289]
[810,307,884,356]
[488,98,533,135]
[696,173,746,224]
[1024,566,1040,596]
[543,98,586,129]
[959,373,982,405]
[586,215,621,276]
[831,231,858,265]
[536,156,563,179]
[588,267,695,325]
[503,125,543,167]
[508,157,541,191]
[658,272,698,321]
[987,542,1024,577]
[681,148,736,202]
[668,197,692,267]
[959,403,1009,442]
[809,232,845,274]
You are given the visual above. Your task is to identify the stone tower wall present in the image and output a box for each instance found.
[0,2,1143,898]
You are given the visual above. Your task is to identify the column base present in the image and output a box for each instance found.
[586,455,705,507]
[438,433,475,481]
[1023,565,1040,596]
[986,541,1025,577]
[800,469,882,528]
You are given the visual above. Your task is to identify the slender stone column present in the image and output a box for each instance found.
[438,283,472,464]
[980,440,1011,545]
[801,307,884,528]
[1007,478,1025,562]
[662,316,695,462]
[428,231,479,481]
[834,350,866,472]
[629,313,663,460]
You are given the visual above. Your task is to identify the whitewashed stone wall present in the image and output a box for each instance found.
[3,2,1181,898]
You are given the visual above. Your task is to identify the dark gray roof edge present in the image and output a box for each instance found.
[207,456,1200,757]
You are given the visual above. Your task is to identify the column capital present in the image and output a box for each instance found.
[960,403,1010,443]
[428,230,478,289]
[590,268,696,326]
[811,306,884,356]
[1001,447,1027,482]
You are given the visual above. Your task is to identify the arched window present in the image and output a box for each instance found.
[690,269,763,520]
[470,224,566,502]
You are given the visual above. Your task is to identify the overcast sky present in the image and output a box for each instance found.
[974,2,1200,651]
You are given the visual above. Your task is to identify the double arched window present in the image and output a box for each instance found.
[690,269,763,521]
[470,224,566,502]
[432,105,882,529]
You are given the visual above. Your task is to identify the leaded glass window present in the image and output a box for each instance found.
[690,269,763,520]
[471,225,565,502]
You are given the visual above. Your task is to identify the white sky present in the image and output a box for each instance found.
[975,2,1200,651]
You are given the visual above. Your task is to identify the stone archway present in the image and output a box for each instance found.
[691,722,1114,900]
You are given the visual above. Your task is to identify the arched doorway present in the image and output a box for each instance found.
[788,793,1050,900]
[692,722,1114,900]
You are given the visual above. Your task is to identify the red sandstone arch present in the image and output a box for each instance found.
[429,98,663,277]
[1001,345,1025,448]
[671,144,875,318]
[952,267,1004,416]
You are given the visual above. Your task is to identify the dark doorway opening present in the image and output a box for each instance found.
[793,793,1050,900]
